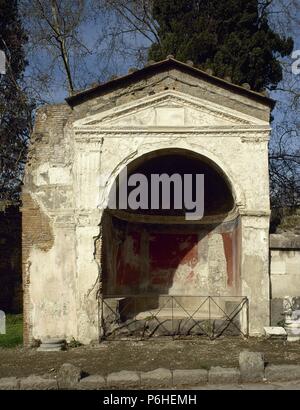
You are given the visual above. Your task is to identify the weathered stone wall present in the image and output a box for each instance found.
[270,234,300,325]
[22,62,272,344]
[22,104,78,346]
[103,217,241,297]
[71,67,270,122]
[0,205,22,313]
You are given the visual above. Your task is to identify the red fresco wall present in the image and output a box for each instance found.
[105,219,241,296]
[116,231,141,288]
[149,233,198,287]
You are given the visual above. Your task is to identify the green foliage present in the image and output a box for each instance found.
[0,0,33,201]
[68,337,83,348]
[148,0,293,91]
[0,314,23,348]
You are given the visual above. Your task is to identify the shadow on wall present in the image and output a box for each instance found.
[99,149,241,326]
[0,204,22,313]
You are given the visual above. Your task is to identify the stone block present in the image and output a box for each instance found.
[20,375,58,390]
[140,368,172,388]
[0,377,19,390]
[271,260,286,275]
[107,371,140,388]
[208,367,240,384]
[265,365,300,382]
[172,369,208,386]
[57,363,82,389]
[239,351,265,382]
[264,326,287,339]
[0,310,5,334]
[78,375,106,390]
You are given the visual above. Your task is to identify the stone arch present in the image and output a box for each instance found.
[99,143,246,215]
[99,146,243,331]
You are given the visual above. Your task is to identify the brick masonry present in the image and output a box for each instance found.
[21,194,54,346]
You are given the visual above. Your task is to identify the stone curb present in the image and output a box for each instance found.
[141,368,172,388]
[208,367,240,384]
[173,369,208,386]
[0,377,20,390]
[264,364,300,382]
[2,364,300,390]
[107,371,140,388]
[78,375,106,390]
[20,375,58,390]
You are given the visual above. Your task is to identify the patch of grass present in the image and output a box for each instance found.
[68,338,83,348]
[0,314,23,348]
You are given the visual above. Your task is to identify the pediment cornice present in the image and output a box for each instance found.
[74,90,270,130]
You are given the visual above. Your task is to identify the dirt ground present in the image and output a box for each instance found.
[1,337,300,378]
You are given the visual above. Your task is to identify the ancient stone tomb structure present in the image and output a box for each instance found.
[22,58,273,345]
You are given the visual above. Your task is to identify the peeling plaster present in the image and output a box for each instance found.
[22,69,271,343]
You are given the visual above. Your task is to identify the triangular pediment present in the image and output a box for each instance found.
[74,90,268,128]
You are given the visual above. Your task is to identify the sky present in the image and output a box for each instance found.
[23,4,152,104]
[22,0,300,158]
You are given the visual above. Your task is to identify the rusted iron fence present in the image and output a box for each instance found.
[100,295,249,341]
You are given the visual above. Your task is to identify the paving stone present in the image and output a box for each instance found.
[208,367,240,384]
[57,363,82,389]
[265,365,300,382]
[172,369,208,386]
[78,375,106,390]
[20,375,58,390]
[107,371,140,388]
[140,368,172,387]
[239,351,265,382]
[0,377,19,390]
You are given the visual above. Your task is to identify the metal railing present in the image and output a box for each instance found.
[100,295,249,341]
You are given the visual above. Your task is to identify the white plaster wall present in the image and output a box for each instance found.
[29,227,77,341]
[26,89,271,342]
[240,216,270,335]
[75,225,100,344]
[97,135,269,214]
